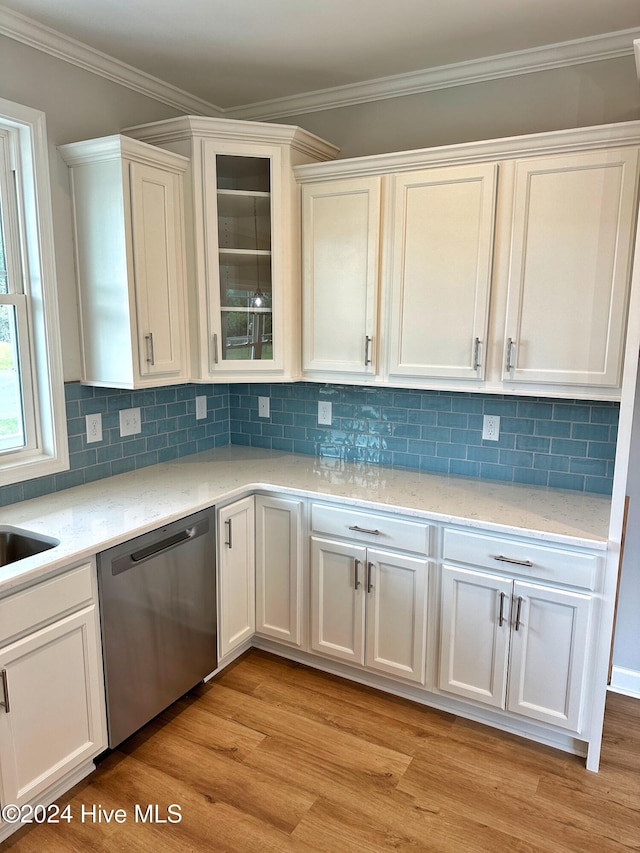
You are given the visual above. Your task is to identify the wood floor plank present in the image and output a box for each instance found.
[3,650,639,852]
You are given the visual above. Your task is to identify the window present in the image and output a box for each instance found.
[0,98,68,487]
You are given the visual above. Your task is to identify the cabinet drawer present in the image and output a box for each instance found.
[311,503,431,556]
[0,563,94,646]
[442,528,599,590]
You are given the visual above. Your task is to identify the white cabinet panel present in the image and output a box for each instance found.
[388,163,497,380]
[218,497,255,658]
[503,148,639,387]
[508,582,591,730]
[310,536,366,665]
[255,495,303,646]
[302,177,381,376]
[365,548,428,683]
[0,606,106,807]
[439,565,511,707]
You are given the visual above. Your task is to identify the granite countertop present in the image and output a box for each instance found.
[0,446,611,595]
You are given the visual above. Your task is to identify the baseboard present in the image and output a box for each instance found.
[608,665,640,698]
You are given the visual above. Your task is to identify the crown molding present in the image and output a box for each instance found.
[0,6,638,123]
[0,6,223,117]
[227,28,640,122]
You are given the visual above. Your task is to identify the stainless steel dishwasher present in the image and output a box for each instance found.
[97,508,217,748]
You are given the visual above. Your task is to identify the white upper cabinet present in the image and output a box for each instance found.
[501,148,639,388]
[302,177,381,378]
[125,117,338,383]
[388,164,497,381]
[296,123,640,399]
[60,136,189,388]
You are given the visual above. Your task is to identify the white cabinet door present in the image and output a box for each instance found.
[129,160,187,379]
[218,497,255,658]
[365,548,428,684]
[310,536,366,665]
[255,495,303,646]
[439,565,511,708]
[503,147,639,387]
[302,177,381,376]
[507,581,591,731]
[388,163,497,380]
[0,607,106,807]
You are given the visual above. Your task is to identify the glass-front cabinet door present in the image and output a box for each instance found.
[203,142,283,375]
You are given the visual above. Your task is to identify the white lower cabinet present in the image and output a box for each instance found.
[439,564,592,732]
[0,563,106,821]
[218,497,256,659]
[310,536,429,683]
[255,495,304,647]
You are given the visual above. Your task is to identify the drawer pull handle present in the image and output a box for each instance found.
[348,525,381,536]
[225,518,232,548]
[498,591,507,627]
[505,337,516,372]
[494,555,533,568]
[367,561,374,593]
[354,559,361,590]
[514,596,524,631]
[145,332,155,366]
[0,669,10,714]
[364,335,372,366]
[473,337,482,370]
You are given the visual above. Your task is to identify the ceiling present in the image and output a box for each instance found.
[1,0,640,112]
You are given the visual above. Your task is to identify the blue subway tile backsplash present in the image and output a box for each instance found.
[229,382,618,496]
[0,379,619,508]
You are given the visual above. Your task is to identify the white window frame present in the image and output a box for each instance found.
[0,98,68,487]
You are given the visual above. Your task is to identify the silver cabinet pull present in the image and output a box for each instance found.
[514,596,524,631]
[225,518,232,548]
[498,591,507,627]
[366,561,374,593]
[348,525,381,536]
[354,559,361,590]
[505,337,515,372]
[0,669,10,714]
[473,337,482,370]
[494,555,533,568]
[364,335,372,366]
[145,332,155,366]
[212,333,219,366]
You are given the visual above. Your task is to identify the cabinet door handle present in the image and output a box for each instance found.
[225,518,232,548]
[0,669,10,714]
[514,596,524,631]
[473,337,482,370]
[498,591,507,627]
[364,335,372,366]
[494,554,533,568]
[348,525,381,536]
[505,337,515,372]
[366,562,374,594]
[212,334,219,366]
[145,332,155,366]
[354,559,361,590]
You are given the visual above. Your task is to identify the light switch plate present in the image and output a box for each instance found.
[258,396,270,418]
[195,395,207,420]
[119,407,142,437]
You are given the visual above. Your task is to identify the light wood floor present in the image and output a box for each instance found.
[5,649,640,852]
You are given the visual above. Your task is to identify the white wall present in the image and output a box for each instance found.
[0,35,185,380]
[277,57,640,157]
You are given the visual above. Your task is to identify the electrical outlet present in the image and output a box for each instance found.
[482,414,500,441]
[85,412,102,443]
[119,407,142,437]
[318,400,332,426]
[195,395,207,420]
[258,396,270,418]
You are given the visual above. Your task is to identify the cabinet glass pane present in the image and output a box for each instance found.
[216,155,273,362]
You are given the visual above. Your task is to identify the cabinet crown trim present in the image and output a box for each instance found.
[59,134,190,170]
[294,120,640,181]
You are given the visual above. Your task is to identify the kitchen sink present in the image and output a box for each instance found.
[0,526,59,567]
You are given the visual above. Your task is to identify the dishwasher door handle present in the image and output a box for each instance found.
[111,517,210,575]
